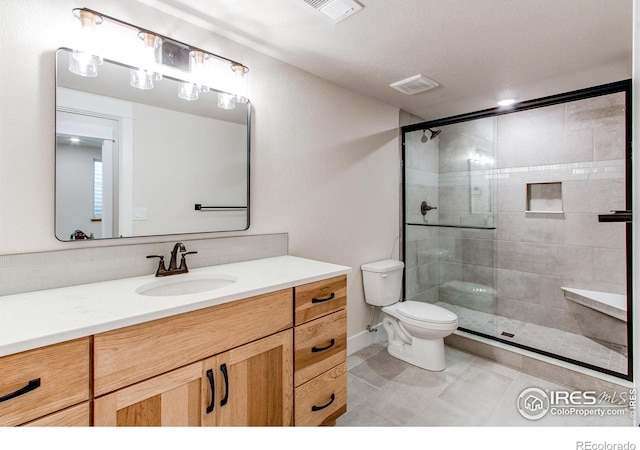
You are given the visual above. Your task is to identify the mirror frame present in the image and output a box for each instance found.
[54,48,251,241]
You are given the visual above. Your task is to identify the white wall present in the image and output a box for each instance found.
[0,0,400,340]
[132,103,248,235]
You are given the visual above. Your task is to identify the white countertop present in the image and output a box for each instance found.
[0,256,351,357]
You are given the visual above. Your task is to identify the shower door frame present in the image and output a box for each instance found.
[401,79,633,381]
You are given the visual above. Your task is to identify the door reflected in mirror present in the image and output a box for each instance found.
[55,48,250,241]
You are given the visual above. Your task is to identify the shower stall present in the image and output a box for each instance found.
[401,81,632,380]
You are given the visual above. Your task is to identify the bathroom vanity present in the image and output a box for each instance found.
[0,256,350,427]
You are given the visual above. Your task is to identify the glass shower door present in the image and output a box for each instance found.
[403,117,498,337]
[402,81,632,380]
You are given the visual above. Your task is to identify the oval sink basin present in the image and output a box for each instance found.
[136,274,237,297]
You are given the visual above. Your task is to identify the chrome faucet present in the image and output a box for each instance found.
[147,242,198,277]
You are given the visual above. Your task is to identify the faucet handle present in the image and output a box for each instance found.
[179,251,197,270]
[147,255,167,276]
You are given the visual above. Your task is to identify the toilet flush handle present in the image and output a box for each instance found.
[381,273,387,278]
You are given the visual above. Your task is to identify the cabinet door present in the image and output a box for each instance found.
[202,330,293,426]
[94,361,204,426]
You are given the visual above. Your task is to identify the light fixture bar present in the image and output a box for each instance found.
[71,8,249,74]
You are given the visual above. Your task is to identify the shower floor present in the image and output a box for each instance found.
[437,301,628,376]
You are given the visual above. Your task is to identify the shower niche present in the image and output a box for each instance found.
[526,182,563,213]
[402,80,632,380]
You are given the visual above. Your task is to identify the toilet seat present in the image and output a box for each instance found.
[396,301,457,325]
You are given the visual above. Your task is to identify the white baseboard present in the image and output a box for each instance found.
[346,322,388,355]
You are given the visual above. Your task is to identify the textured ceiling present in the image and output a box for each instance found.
[136,0,633,121]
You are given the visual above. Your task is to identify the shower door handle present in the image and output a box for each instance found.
[597,210,632,223]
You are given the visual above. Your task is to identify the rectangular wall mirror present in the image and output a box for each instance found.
[55,48,250,241]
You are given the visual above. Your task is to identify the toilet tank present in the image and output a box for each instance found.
[361,259,405,306]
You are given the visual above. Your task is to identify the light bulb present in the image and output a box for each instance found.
[138,32,163,80]
[231,64,249,103]
[179,82,200,101]
[69,10,103,77]
[69,51,102,77]
[217,92,236,109]
[130,69,155,90]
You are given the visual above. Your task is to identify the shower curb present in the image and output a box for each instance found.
[445,330,632,393]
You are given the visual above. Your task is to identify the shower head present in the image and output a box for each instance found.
[421,128,441,143]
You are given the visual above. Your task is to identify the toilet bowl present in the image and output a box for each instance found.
[361,259,458,371]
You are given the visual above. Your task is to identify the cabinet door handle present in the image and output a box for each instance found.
[0,378,41,403]
[311,393,335,412]
[311,292,335,304]
[312,338,335,353]
[220,363,229,407]
[205,369,215,414]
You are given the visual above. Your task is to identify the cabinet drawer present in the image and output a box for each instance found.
[294,309,346,387]
[0,338,90,426]
[94,289,293,396]
[294,362,347,426]
[21,402,90,427]
[294,275,346,325]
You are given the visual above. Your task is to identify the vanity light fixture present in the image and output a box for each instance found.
[69,9,103,77]
[231,63,249,103]
[178,82,201,101]
[68,8,250,106]
[129,32,163,90]
[130,68,156,90]
[217,92,236,109]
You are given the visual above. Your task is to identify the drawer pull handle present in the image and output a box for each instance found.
[220,363,229,407]
[311,393,335,412]
[312,339,336,353]
[0,378,41,403]
[311,292,335,304]
[206,369,215,414]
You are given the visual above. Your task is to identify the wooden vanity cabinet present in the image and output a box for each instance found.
[293,275,348,426]
[93,289,294,426]
[2,273,347,427]
[202,330,293,426]
[94,330,293,426]
[0,338,90,426]
[22,403,90,426]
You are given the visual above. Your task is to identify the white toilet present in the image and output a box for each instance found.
[361,259,458,371]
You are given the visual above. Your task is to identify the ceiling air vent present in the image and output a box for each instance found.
[390,74,440,95]
[302,0,363,24]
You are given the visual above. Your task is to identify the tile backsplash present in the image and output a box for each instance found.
[0,233,288,296]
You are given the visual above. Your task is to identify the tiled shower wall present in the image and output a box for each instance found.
[405,117,497,308]
[405,92,627,347]
[493,92,626,346]
[0,233,288,296]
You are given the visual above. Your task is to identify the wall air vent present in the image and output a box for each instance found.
[302,0,364,24]
[390,74,440,95]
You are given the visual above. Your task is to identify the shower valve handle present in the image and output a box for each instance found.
[421,201,437,216]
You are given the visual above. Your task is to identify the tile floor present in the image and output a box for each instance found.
[438,301,628,375]
[335,343,632,427]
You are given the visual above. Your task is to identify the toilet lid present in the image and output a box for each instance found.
[396,301,457,324]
